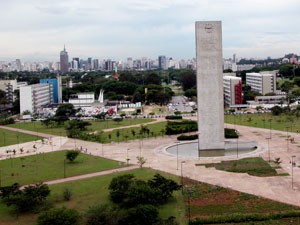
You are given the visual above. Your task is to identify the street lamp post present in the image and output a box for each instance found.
[181,161,185,193]
[266,137,271,162]
[286,127,290,152]
[269,119,272,139]
[175,141,180,170]
[63,159,66,178]
[292,155,296,189]
[126,148,129,165]
[236,136,239,158]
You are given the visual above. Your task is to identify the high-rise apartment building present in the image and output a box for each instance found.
[20,83,54,114]
[246,72,276,95]
[60,46,69,73]
[223,76,243,107]
[0,79,18,103]
[158,55,167,70]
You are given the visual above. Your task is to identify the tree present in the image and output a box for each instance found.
[108,174,135,203]
[148,173,181,204]
[179,70,196,91]
[86,204,120,225]
[136,156,146,168]
[55,103,77,123]
[66,150,80,162]
[37,207,81,225]
[0,183,50,212]
[119,204,159,225]
[271,105,283,116]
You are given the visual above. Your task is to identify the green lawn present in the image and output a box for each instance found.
[197,157,282,177]
[0,150,125,186]
[1,168,300,225]
[0,128,40,147]
[225,113,300,133]
[0,168,186,225]
[7,118,155,136]
[98,121,167,143]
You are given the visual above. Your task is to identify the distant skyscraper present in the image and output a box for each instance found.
[93,59,99,70]
[158,55,167,70]
[60,46,69,73]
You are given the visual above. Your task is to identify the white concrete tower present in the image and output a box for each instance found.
[195,21,224,150]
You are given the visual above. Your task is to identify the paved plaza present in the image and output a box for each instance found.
[1,120,300,207]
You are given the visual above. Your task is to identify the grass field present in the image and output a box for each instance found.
[197,157,284,177]
[0,168,186,225]
[7,118,155,136]
[0,128,40,147]
[0,150,124,186]
[225,112,300,133]
[1,168,300,225]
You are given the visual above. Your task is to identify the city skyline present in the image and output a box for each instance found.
[1,0,300,61]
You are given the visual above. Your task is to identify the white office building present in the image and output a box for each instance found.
[246,72,276,95]
[68,93,95,107]
[20,83,53,114]
[223,76,243,107]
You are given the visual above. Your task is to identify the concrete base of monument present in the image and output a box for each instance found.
[165,140,258,158]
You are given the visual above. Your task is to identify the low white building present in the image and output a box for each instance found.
[20,83,54,114]
[246,72,276,95]
[69,93,95,107]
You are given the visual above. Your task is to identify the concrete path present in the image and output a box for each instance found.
[2,121,300,207]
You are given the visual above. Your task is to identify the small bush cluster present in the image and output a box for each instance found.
[177,134,198,141]
[165,115,183,120]
[0,117,15,125]
[165,120,197,135]
[224,128,238,138]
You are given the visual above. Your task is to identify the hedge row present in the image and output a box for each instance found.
[189,211,300,224]
[165,115,183,120]
[177,128,238,141]
[165,120,198,135]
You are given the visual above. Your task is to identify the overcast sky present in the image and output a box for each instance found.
[0,0,299,61]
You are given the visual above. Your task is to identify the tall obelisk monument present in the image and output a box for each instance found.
[195,21,224,150]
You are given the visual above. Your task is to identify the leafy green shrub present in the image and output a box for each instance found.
[177,134,198,141]
[225,128,238,138]
[86,204,120,225]
[0,117,15,125]
[63,188,72,201]
[165,115,183,120]
[165,120,197,135]
[65,150,80,162]
[37,207,81,225]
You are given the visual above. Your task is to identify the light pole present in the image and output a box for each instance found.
[126,148,129,165]
[266,137,271,162]
[292,155,296,189]
[181,161,185,193]
[175,141,180,170]
[64,159,66,178]
[269,119,272,139]
[286,126,290,152]
[236,136,239,158]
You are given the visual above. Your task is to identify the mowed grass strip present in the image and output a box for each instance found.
[0,168,186,225]
[0,128,40,147]
[7,118,155,136]
[225,113,300,133]
[0,150,124,186]
[198,157,278,177]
